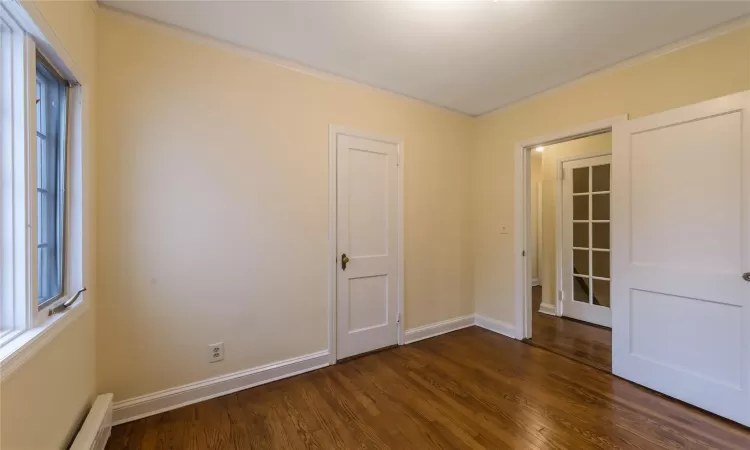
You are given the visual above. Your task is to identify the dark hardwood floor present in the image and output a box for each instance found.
[530,285,612,372]
[107,327,750,449]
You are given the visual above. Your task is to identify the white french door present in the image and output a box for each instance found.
[561,155,612,328]
[612,92,750,425]
[335,131,400,360]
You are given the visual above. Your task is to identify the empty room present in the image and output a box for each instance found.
[1,1,750,449]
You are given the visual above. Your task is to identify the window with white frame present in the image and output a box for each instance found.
[1,19,15,340]
[1,6,81,351]
[35,57,67,309]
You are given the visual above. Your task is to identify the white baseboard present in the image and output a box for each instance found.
[112,313,522,426]
[70,393,113,450]
[538,303,557,316]
[404,315,475,344]
[474,315,517,339]
[531,278,540,286]
[112,350,329,425]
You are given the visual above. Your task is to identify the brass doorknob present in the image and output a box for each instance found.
[342,254,350,271]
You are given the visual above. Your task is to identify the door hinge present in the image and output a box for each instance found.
[397,151,401,167]
[557,167,564,181]
[559,290,564,301]
[522,250,526,257]
[397,312,401,323]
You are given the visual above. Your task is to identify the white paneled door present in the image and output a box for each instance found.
[336,132,400,360]
[561,155,612,328]
[612,92,750,425]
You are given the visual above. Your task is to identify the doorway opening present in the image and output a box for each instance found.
[515,117,625,373]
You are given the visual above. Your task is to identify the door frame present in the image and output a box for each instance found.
[328,125,405,365]
[513,115,626,340]
[555,152,611,319]
[534,179,542,287]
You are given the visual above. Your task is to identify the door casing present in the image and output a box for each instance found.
[513,116,627,340]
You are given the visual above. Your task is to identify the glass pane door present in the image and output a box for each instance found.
[572,163,611,308]
[562,155,612,327]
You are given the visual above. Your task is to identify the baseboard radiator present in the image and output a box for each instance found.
[70,393,114,450]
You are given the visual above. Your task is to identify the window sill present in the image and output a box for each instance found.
[0,298,89,382]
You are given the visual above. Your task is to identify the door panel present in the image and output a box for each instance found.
[348,148,389,257]
[348,275,388,331]
[336,134,399,360]
[630,113,741,272]
[562,155,612,327]
[612,92,750,425]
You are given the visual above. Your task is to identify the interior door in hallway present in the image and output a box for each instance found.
[561,155,612,328]
[612,92,750,425]
[335,132,400,360]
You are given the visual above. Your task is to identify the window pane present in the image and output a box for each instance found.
[37,247,45,300]
[35,60,66,307]
[592,164,610,192]
[592,223,610,249]
[573,276,591,303]
[37,136,44,187]
[573,167,589,193]
[573,222,588,248]
[1,26,15,333]
[573,195,588,220]
[37,190,45,244]
[592,193,610,220]
[592,250,610,278]
[593,279,611,308]
[573,249,589,275]
[36,80,44,133]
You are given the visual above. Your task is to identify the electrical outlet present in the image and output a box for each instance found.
[208,342,224,363]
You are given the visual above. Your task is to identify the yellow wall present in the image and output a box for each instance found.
[0,1,98,449]
[539,133,612,308]
[95,9,474,401]
[473,26,750,324]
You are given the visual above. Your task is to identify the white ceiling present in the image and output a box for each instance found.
[103,1,750,116]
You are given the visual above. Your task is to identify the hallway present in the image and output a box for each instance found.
[529,286,612,372]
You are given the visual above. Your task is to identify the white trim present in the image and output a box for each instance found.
[327,126,337,365]
[538,303,557,317]
[404,315,475,344]
[474,315,517,339]
[397,140,405,347]
[111,312,526,427]
[112,350,330,426]
[0,298,88,382]
[514,116,626,340]
[69,393,113,450]
[531,278,540,287]
[536,179,543,286]
[1,0,82,84]
[327,125,405,364]
[0,9,32,340]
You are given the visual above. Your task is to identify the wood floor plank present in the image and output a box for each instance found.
[530,285,612,372]
[107,327,750,449]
